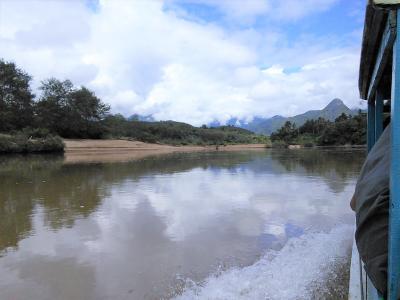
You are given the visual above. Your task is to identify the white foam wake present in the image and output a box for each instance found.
[175,225,354,300]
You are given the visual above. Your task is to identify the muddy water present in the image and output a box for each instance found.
[0,149,365,299]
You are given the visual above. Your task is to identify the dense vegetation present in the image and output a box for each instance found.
[105,116,268,145]
[270,113,367,147]
[0,59,267,152]
[0,61,65,153]
[0,130,64,154]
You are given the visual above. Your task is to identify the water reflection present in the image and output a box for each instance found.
[269,149,366,193]
[0,152,273,253]
[0,149,365,299]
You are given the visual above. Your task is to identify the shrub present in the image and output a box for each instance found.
[272,140,288,148]
[0,133,64,153]
[303,142,315,148]
[21,127,51,138]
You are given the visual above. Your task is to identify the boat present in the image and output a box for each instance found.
[350,1,400,299]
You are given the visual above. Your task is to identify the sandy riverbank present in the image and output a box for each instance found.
[64,139,268,163]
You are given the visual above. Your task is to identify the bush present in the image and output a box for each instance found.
[0,134,18,152]
[21,127,51,138]
[303,142,315,148]
[0,133,64,153]
[272,140,288,148]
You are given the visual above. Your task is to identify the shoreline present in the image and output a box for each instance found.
[63,139,269,163]
[0,139,365,164]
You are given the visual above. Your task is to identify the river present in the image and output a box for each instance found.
[0,149,365,299]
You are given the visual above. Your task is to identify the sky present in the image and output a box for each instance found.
[0,0,366,126]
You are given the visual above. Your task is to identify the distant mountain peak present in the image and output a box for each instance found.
[324,98,345,109]
[271,115,285,120]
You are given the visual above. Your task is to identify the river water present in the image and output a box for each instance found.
[0,149,365,300]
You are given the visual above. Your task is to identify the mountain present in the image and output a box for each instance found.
[210,99,359,135]
[285,98,354,128]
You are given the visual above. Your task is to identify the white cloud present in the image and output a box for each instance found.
[0,0,362,126]
[0,0,93,89]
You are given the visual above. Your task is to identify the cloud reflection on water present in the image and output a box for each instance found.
[0,149,365,299]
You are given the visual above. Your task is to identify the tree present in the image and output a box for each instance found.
[68,87,110,138]
[36,79,110,138]
[335,113,349,123]
[271,113,366,146]
[35,78,73,134]
[0,59,35,131]
[271,121,298,143]
[318,113,366,146]
[104,114,128,137]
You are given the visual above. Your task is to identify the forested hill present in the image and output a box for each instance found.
[104,117,268,145]
[210,99,359,135]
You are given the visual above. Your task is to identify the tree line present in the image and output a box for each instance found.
[0,59,268,151]
[270,113,367,147]
[1,60,110,138]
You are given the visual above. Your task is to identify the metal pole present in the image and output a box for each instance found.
[375,90,384,141]
[388,9,400,300]
[368,100,376,152]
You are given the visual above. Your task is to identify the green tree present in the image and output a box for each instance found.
[318,113,366,146]
[35,78,73,134]
[36,79,110,138]
[271,121,298,143]
[0,59,35,131]
[271,113,366,146]
[103,114,128,137]
[68,87,110,138]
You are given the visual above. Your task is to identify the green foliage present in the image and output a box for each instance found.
[271,113,367,146]
[270,121,298,144]
[318,113,366,146]
[0,133,64,154]
[104,118,269,145]
[0,59,35,131]
[271,140,288,148]
[20,127,51,138]
[35,79,110,138]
